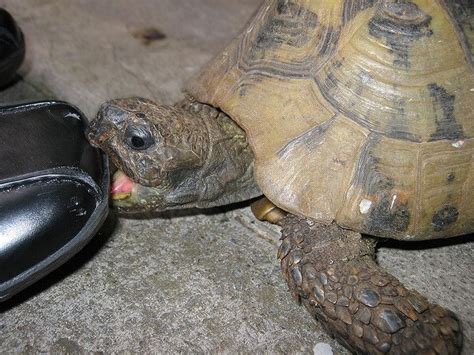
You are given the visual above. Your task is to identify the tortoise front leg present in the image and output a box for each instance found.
[279,215,462,354]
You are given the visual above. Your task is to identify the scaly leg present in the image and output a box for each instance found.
[279,215,462,355]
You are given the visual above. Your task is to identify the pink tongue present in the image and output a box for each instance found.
[111,171,134,194]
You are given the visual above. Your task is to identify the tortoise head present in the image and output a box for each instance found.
[87,97,209,212]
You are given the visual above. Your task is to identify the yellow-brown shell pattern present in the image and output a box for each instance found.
[188,0,474,240]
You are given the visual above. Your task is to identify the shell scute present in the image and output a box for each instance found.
[337,135,418,238]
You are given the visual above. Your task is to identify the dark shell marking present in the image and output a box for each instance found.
[349,135,412,236]
[368,2,433,68]
[368,194,410,234]
[253,0,318,52]
[238,0,339,78]
[443,0,474,67]
[342,0,376,24]
[432,205,459,231]
[428,83,464,141]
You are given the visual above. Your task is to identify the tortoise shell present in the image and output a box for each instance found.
[188,0,474,240]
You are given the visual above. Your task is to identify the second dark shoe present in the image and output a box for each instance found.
[0,8,25,88]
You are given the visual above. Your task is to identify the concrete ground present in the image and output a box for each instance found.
[0,1,472,353]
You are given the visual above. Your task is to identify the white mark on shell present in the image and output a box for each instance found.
[313,342,333,355]
[452,140,464,148]
[359,199,372,214]
[390,195,397,210]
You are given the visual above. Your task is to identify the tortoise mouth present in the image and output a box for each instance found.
[110,170,135,200]
[108,172,170,215]
[109,170,165,213]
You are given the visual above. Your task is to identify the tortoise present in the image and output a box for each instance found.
[87,0,473,353]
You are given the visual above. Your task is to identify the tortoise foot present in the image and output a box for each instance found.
[279,215,463,354]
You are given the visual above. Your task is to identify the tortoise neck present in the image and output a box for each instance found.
[173,98,260,208]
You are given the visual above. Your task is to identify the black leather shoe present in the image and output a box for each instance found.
[0,9,25,88]
[0,101,109,301]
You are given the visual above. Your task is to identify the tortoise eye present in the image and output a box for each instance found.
[124,125,155,151]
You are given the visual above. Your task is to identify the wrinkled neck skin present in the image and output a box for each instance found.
[119,98,260,213]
